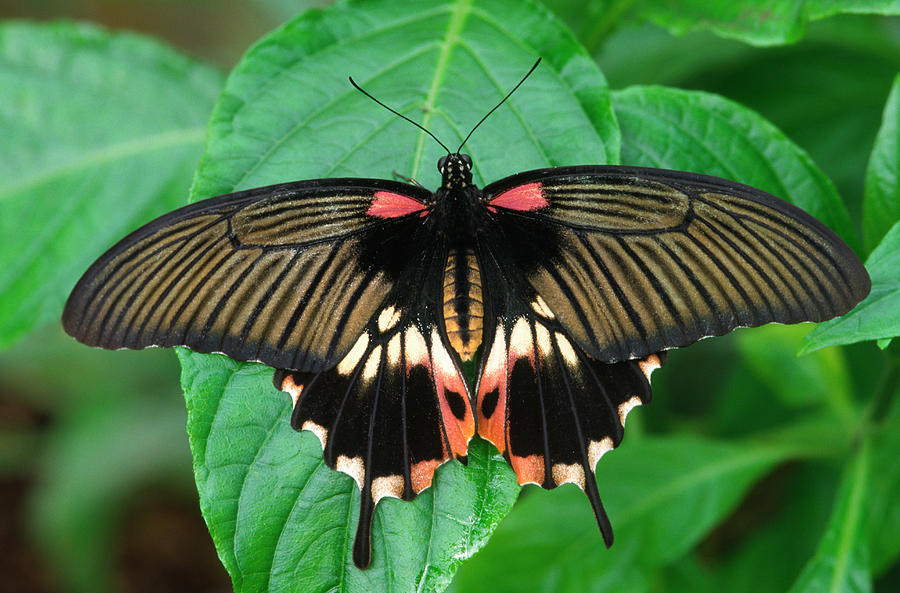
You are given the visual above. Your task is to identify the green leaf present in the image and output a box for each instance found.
[183,0,619,589]
[869,384,900,573]
[0,21,222,349]
[787,440,872,593]
[191,0,618,201]
[454,436,790,593]
[598,18,900,222]
[546,0,900,52]
[252,0,331,21]
[180,351,519,593]
[735,325,855,423]
[863,73,900,252]
[805,0,900,19]
[612,85,858,248]
[635,0,809,46]
[801,221,900,353]
[608,0,900,47]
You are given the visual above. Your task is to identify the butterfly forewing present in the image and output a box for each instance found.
[482,165,870,364]
[62,178,432,373]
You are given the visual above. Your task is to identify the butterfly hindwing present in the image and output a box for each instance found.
[474,247,666,542]
[63,178,432,373]
[482,165,870,364]
[274,274,475,568]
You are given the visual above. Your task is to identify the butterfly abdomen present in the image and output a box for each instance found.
[442,247,483,361]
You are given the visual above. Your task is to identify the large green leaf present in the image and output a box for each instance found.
[183,0,620,590]
[180,351,519,593]
[454,437,790,593]
[547,0,900,50]
[0,21,223,348]
[863,74,900,252]
[598,18,900,221]
[612,85,858,248]
[806,0,900,19]
[191,0,618,200]
[787,440,872,593]
[801,221,900,353]
[635,0,808,46]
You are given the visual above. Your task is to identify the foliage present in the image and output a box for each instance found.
[0,1,898,593]
[0,21,222,348]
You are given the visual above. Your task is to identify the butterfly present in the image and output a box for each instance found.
[61,60,871,569]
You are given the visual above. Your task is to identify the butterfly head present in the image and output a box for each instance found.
[438,153,473,189]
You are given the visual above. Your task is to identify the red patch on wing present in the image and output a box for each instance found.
[510,454,545,486]
[476,325,509,454]
[429,329,475,457]
[489,182,548,211]
[366,191,427,218]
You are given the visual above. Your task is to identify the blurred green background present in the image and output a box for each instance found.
[0,1,898,592]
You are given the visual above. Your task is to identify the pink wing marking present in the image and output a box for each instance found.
[489,182,548,211]
[367,191,427,218]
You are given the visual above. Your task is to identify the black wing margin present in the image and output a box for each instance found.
[483,165,871,363]
[62,178,432,372]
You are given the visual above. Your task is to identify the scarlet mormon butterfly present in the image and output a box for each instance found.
[62,59,871,569]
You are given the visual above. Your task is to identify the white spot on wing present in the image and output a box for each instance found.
[301,420,328,449]
[280,375,303,407]
[531,295,555,319]
[618,395,642,426]
[483,325,507,379]
[387,333,401,366]
[509,317,532,358]
[363,345,382,381]
[372,474,405,504]
[552,462,585,486]
[588,437,614,469]
[404,325,429,366]
[638,354,662,380]
[336,455,365,490]
[535,322,552,357]
[555,332,578,367]
[377,306,402,332]
[337,332,369,375]
[430,327,460,382]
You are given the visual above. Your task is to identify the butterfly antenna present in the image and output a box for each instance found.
[456,57,541,154]
[349,76,452,155]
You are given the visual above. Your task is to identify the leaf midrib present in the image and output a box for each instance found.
[0,126,206,203]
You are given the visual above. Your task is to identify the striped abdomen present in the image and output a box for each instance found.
[442,248,483,361]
